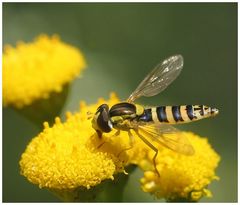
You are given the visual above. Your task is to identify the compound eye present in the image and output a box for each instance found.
[96,104,108,113]
[96,104,112,133]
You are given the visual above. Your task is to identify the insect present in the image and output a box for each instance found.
[91,55,219,176]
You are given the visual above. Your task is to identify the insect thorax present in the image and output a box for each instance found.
[109,102,144,130]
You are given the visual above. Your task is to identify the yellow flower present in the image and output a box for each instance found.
[3,34,86,108]
[19,93,135,191]
[19,93,220,202]
[139,132,220,202]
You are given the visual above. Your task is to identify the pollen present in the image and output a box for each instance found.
[138,132,220,202]
[3,34,86,108]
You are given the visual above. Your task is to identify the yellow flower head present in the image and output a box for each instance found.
[19,93,137,190]
[3,34,86,108]
[139,132,220,202]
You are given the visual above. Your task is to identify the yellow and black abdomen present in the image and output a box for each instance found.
[156,105,196,124]
[138,105,219,124]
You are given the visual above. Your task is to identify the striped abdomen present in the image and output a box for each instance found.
[138,105,219,124]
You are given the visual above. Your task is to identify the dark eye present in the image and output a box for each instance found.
[96,104,112,133]
[97,104,108,113]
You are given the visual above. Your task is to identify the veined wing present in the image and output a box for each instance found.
[136,123,194,156]
[127,55,184,103]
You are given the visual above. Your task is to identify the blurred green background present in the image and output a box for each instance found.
[3,3,237,202]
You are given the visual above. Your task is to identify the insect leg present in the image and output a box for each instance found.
[135,130,160,177]
[111,129,120,137]
[96,141,106,149]
[97,129,121,150]
[89,132,105,149]
[96,130,121,150]
[117,130,134,157]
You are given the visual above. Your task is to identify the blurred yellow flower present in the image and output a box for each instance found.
[139,132,220,202]
[3,34,86,108]
[19,93,220,202]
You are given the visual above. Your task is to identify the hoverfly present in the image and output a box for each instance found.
[91,55,219,176]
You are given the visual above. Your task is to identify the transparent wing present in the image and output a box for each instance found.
[136,123,194,156]
[127,55,184,103]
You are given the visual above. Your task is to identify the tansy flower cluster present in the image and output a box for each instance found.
[139,132,220,201]
[3,34,86,108]
[19,93,220,202]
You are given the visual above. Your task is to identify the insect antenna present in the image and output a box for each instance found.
[87,111,94,120]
